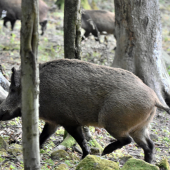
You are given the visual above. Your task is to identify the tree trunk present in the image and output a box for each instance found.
[61,0,103,155]
[55,0,91,10]
[64,0,81,59]
[20,0,40,169]
[113,0,170,107]
[0,66,9,104]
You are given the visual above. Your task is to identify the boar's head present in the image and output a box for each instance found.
[0,67,21,120]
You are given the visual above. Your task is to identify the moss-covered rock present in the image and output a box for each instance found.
[89,138,103,153]
[55,163,69,170]
[0,136,8,151]
[51,149,70,160]
[121,158,159,170]
[8,144,22,156]
[68,152,80,161]
[76,155,119,170]
[0,150,8,156]
[119,155,132,165]
[60,133,76,148]
[157,158,170,170]
[56,129,65,136]
[90,147,101,156]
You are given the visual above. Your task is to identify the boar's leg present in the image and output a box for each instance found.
[102,135,132,156]
[40,20,48,36]
[3,18,16,31]
[40,122,58,148]
[64,126,90,159]
[131,129,154,163]
[10,20,16,31]
[3,19,8,28]
[91,29,100,43]
[82,31,90,41]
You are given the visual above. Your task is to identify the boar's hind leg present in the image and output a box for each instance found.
[40,122,58,148]
[102,134,132,156]
[64,126,90,159]
[131,129,154,163]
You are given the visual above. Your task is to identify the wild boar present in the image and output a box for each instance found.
[81,10,115,42]
[0,59,169,163]
[0,0,50,35]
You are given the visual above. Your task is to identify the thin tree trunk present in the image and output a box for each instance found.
[113,0,170,107]
[62,0,102,154]
[64,0,81,59]
[20,0,40,169]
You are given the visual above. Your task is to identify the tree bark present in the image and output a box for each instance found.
[0,66,9,104]
[61,0,103,154]
[20,0,40,169]
[64,0,81,59]
[113,0,170,107]
[55,0,91,10]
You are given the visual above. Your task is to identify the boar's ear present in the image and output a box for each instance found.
[11,67,16,86]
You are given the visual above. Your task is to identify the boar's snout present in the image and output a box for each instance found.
[0,107,9,120]
[0,107,21,121]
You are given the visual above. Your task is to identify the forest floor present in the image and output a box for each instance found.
[0,0,170,169]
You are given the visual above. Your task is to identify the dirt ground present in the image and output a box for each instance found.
[0,0,170,169]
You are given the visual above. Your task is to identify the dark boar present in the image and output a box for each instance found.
[0,0,49,35]
[0,59,169,163]
[81,10,115,42]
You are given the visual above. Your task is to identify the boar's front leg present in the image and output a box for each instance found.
[82,31,90,41]
[64,126,90,159]
[40,122,58,148]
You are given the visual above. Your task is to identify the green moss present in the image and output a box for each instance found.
[0,137,8,151]
[8,144,22,156]
[121,158,159,170]
[0,150,8,156]
[60,133,76,148]
[55,163,69,170]
[76,155,119,170]
[157,158,170,170]
[68,152,80,161]
[51,149,70,160]
[56,129,65,135]
[89,138,103,153]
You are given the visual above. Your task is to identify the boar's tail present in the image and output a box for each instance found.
[155,101,170,115]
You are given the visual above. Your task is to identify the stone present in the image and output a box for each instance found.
[8,143,22,156]
[51,149,70,160]
[121,158,159,170]
[55,163,69,170]
[90,147,101,156]
[157,158,170,170]
[76,155,119,170]
[0,136,8,151]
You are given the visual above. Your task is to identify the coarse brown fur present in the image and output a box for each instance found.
[0,59,169,163]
